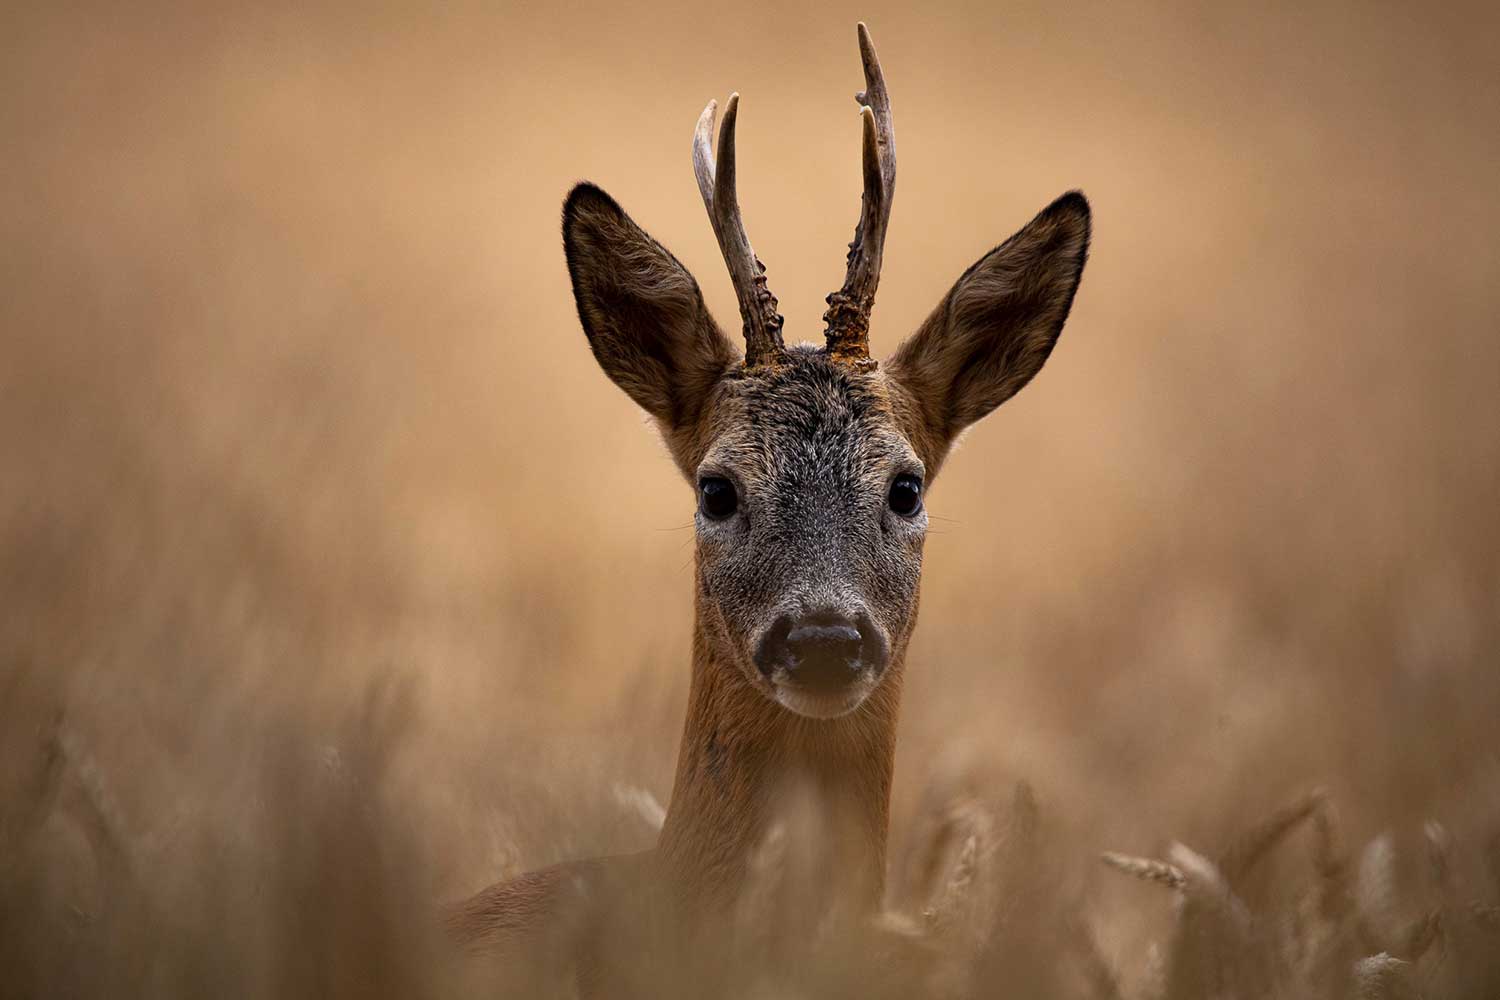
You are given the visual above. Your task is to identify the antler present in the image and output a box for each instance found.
[692,94,785,367]
[823,22,896,366]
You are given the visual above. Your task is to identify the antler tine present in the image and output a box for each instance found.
[856,20,896,201]
[824,21,896,366]
[692,100,721,239]
[691,94,784,367]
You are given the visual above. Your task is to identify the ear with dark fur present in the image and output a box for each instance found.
[887,191,1090,453]
[563,182,738,428]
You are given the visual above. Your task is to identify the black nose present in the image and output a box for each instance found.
[755,612,882,692]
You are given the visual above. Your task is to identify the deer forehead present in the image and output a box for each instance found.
[694,351,920,492]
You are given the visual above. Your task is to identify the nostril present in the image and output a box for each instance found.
[754,616,794,678]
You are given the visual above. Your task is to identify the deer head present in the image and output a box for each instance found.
[563,24,1090,721]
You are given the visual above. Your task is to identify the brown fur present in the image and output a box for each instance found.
[449,177,1088,990]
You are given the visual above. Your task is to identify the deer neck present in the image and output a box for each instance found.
[655,593,902,911]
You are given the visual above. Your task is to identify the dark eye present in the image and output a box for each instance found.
[888,474,923,517]
[699,477,738,520]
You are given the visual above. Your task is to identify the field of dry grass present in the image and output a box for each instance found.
[3,1,1498,996]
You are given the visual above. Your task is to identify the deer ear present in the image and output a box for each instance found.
[563,183,738,428]
[887,191,1090,451]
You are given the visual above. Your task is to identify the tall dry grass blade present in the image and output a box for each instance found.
[1218,787,1326,887]
[895,759,1001,915]
[1009,780,1039,847]
[988,780,1040,933]
[914,828,987,1000]
[1161,842,1259,1000]
[1313,799,1353,913]
[1402,907,1442,962]
[610,782,666,832]
[1423,820,1452,889]
[734,820,788,958]
[1068,916,1125,1000]
[928,832,978,929]
[1292,793,1366,996]
[56,727,136,886]
[1356,834,1402,950]
[906,805,964,919]
[904,792,1000,946]
[1141,942,1168,1000]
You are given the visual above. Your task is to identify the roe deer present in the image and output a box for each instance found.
[451,23,1090,993]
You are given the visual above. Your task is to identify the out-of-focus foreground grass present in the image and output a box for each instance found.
[2,2,1497,996]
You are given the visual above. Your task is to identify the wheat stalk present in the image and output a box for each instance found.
[1350,953,1413,1000]
[1100,851,1187,890]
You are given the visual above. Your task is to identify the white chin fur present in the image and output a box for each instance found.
[772,681,873,720]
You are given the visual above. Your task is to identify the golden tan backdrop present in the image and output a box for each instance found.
[3,0,1498,992]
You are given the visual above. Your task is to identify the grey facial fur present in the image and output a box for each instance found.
[693,348,926,717]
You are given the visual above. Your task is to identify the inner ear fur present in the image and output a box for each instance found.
[563,182,738,430]
[886,191,1090,460]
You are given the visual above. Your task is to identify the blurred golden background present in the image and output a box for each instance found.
[2,1,1498,994]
